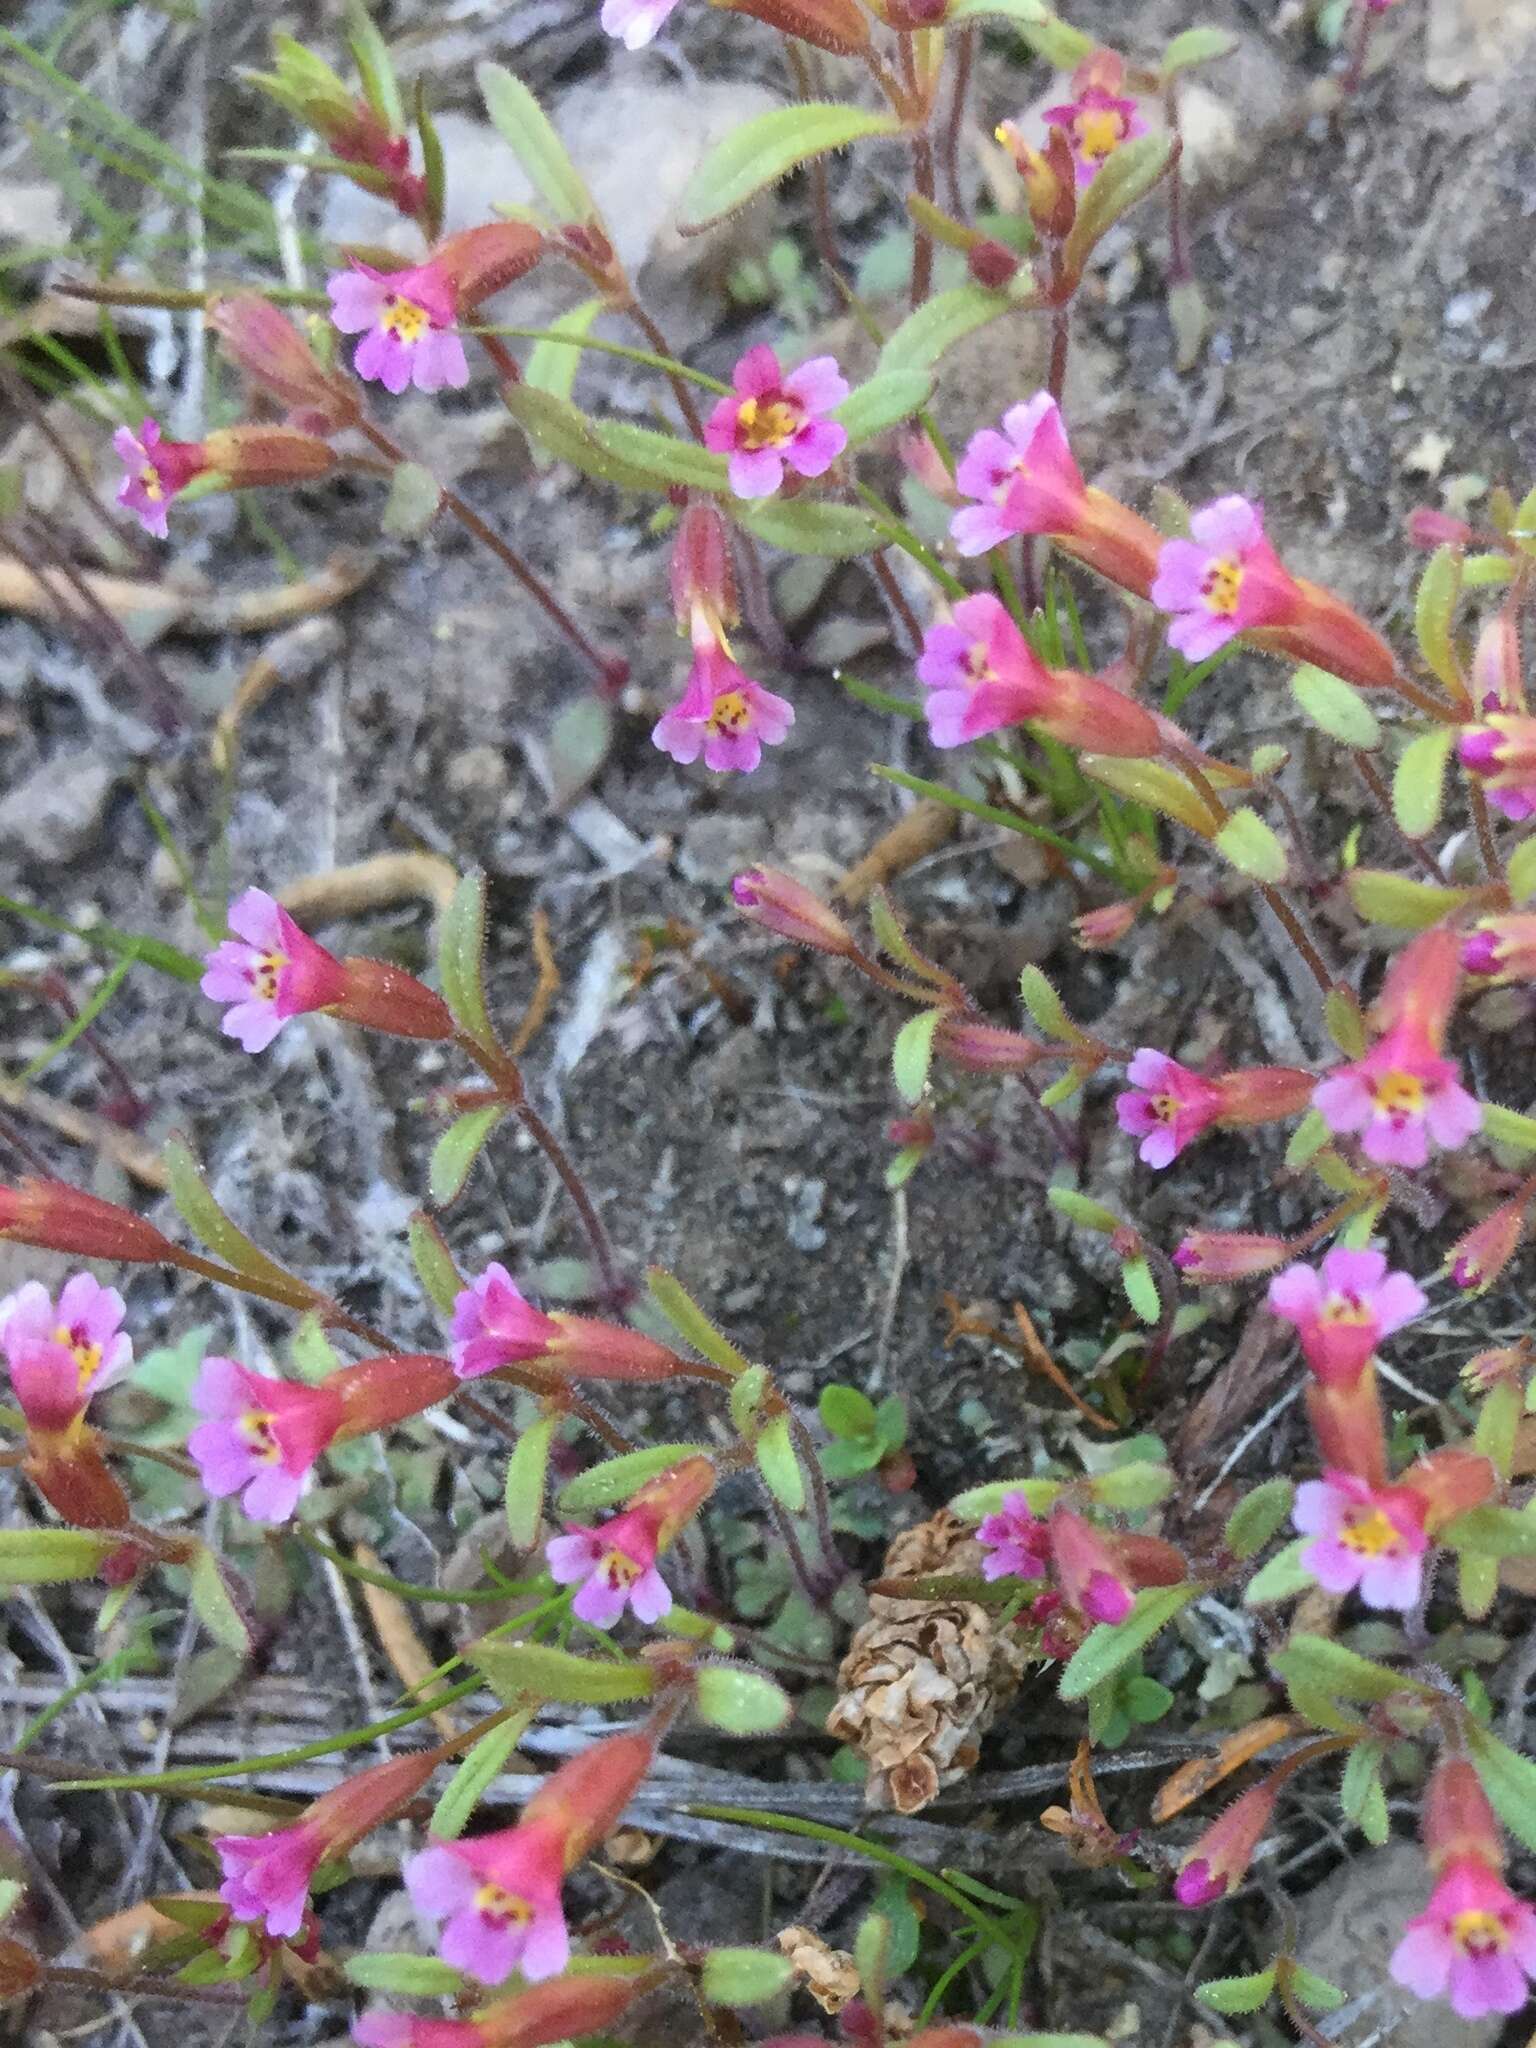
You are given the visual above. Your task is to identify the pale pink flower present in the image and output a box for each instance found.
[950,392,1087,557]
[200,888,347,1054]
[326,259,468,396]
[354,2018,477,2048]
[975,1491,1050,1583]
[1391,1858,1536,2020]
[1,1274,132,1434]
[113,418,206,539]
[546,1504,671,1627]
[187,1357,343,1523]
[917,592,1060,747]
[214,1822,324,1940]
[1115,1049,1224,1169]
[1266,1248,1426,1385]
[1042,84,1148,185]
[450,1264,561,1380]
[1459,715,1536,823]
[652,614,793,773]
[600,0,682,46]
[405,1819,569,1985]
[1312,1023,1482,1170]
[1292,1470,1428,1610]
[1151,496,1299,662]
[704,345,848,499]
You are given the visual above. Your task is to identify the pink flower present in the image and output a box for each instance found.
[1312,1023,1482,1170]
[546,1504,671,1627]
[704,345,848,499]
[1459,715,1536,823]
[405,1819,569,1985]
[1049,1506,1134,1625]
[215,1821,324,1940]
[1042,84,1148,184]
[975,1491,1050,1583]
[187,1357,343,1523]
[326,259,469,396]
[1266,1248,1426,1385]
[1292,1470,1428,1610]
[600,0,682,45]
[354,2019,480,2048]
[1464,915,1536,982]
[1151,496,1300,662]
[1114,1049,1225,1169]
[0,1274,132,1435]
[917,593,1057,747]
[950,392,1087,557]
[652,614,793,773]
[450,1264,562,1380]
[113,418,207,540]
[200,888,348,1054]
[1391,1858,1536,2020]
[1174,1780,1279,1909]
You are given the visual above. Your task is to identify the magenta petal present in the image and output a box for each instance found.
[732,344,782,399]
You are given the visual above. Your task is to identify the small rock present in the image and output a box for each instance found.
[1444,288,1493,330]
[446,744,511,798]
[0,751,114,863]
[785,1174,827,1253]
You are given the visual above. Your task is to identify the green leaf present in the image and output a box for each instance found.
[1468,1724,1536,1853]
[1290,664,1382,749]
[680,104,902,233]
[1346,868,1474,929]
[1341,1739,1390,1846]
[1392,725,1456,837]
[834,370,933,446]
[1214,807,1290,883]
[1484,1101,1536,1155]
[1272,1633,1421,1710]
[1019,965,1084,1043]
[525,298,604,430]
[1167,277,1209,373]
[594,419,730,493]
[504,1414,556,1548]
[1288,1965,1346,2013]
[1063,135,1175,278]
[1242,1536,1311,1606]
[417,83,445,240]
[438,871,496,1049]
[891,1008,942,1106]
[1047,1185,1121,1234]
[732,496,881,558]
[0,1528,116,1585]
[1224,1479,1294,1561]
[503,384,665,492]
[1161,25,1240,73]
[1508,836,1536,903]
[699,1948,795,2007]
[1440,1503,1536,1558]
[1284,1108,1332,1169]
[1196,1969,1276,2015]
[820,1383,878,1440]
[1080,753,1220,836]
[1059,1585,1196,1701]
[951,1478,1063,1520]
[344,1953,466,1995]
[380,460,441,539]
[1014,7,1096,63]
[942,0,1050,20]
[1414,544,1462,692]
[646,1269,751,1376]
[1090,1463,1174,1512]
[470,1639,655,1705]
[345,0,404,134]
[189,1548,253,1656]
[1120,1254,1161,1324]
[755,1413,806,1512]
[431,1714,531,1840]
[409,1211,463,1316]
[694,1662,792,1734]
[1460,1549,1500,1621]
[163,1136,302,1297]
[557,1442,709,1516]
[477,62,593,222]
[877,283,1011,377]
[429,1106,505,1206]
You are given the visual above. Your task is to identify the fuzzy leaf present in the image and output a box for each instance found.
[429,1106,505,1206]
[409,1212,463,1315]
[1242,1536,1311,1606]
[1414,544,1462,692]
[1121,1254,1161,1324]
[1510,836,1536,903]
[380,460,441,538]
[189,1548,254,1656]
[524,299,603,425]
[820,1383,878,1439]
[731,495,882,558]
[345,1954,466,1995]
[1346,868,1473,930]
[1214,807,1289,883]
[1392,725,1456,837]
[1460,1549,1500,1621]
[694,1663,793,1734]
[1288,1966,1346,2013]
[1272,1633,1423,1710]
[876,283,1010,376]
[700,1948,795,2007]
[647,1269,751,1376]
[950,1478,1062,1520]
[1063,135,1175,278]
[755,1413,806,1512]
[471,1639,655,1705]
[558,1442,709,1515]
[504,1414,556,1548]
[1484,1101,1536,1155]
[1196,1970,1276,2015]
[1167,278,1209,373]
[1047,1185,1121,1234]
[1089,1462,1174,1511]
[0,1528,116,1585]
[438,871,496,1049]
[1080,754,1220,836]
[1440,1503,1536,1558]
[477,63,594,222]
[1059,1584,1196,1701]
[1161,25,1240,72]
[1224,1479,1295,1561]
[834,370,933,446]
[431,1716,530,1840]
[595,420,730,492]
[1015,9,1096,64]
[943,0,1052,20]
[1019,965,1084,1043]
[345,0,404,133]
[891,1008,942,1106]
[164,1136,302,1297]
[1468,1724,1536,1854]
[503,385,665,492]
[1290,664,1382,749]
[680,104,902,233]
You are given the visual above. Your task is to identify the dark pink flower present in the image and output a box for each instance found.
[405,1819,569,1985]
[1042,83,1148,185]
[1464,914,1536,982]
[950,392,1086,557]
[975,1490,1050,1583]
[1151,496,1300,661]
[215,1821,325,1940]
[200,888,348,1054]
[1312,1022,1481,1170]
[1049,1506,1134,1625]
[652,612,793,773]
[704,345,848,499]
[1391,1858,1536,2020]
[450,1264,562,1380]
[354,2017,479,2048]
[1174,1780,1278,1909]
[1292,1470,1428,1610]
[1114,1049,1224,1169]
[601,0,682,45]
[917,593,1056,747]
[1459,715,1536,822]
[1,1274,132,1435]
[326,260,468,396]
[731,869,855,955]
[113,418,207,539]
[1266,1247,1426,1385]
[187,1357,343,1523]
[546,1504,671,1627]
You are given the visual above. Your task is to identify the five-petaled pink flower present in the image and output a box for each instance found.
[326,259,469,396]
[405,1818,569,1985]
[1312,1023,1482,1170]
[976,1490,1050,1583]
[1292,1470,1429,1611]
[200,888,348,1054]
[546,1504,672,1627]
[1042,84,1148,185]
[187,1357,344,1523]
[450,1264,561,1380]
[1115,1050,1224,1169]
[1391,1858,1536,2020]
[1151,496,1300,662]
[0,1274,133,1436]
[652,610,794,773]
[600,0,682,46]
[1459,715,1536,823]
[950,393,1087,557]
[704,345,848,499]
[1266,1248,1426,1385]
[918,593,1058,748]
[113,418,207,540]
[214,1822,325,1940]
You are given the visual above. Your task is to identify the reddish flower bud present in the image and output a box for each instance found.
[713,0,872,54]
[202,425,340,490]
[0,1179,180,1264]
[545,1316,684,1381]
[330,958,455,1041]
[1400,1447,1499,1535]
[433,223,545,312]
[1470,609,1525,714]
[1172,1231,1291,1281]
[1406,507,1474,549]
[208,296,357,433]
[1422,1757,1505,1875]
[968,239,1021,289]
[25,1436,131,1530]
[934,1017,1051,1072]
[1212,1064,1317,1128]
[1049,1506,1135,1625]
[898,429,960,505]
[1074,900,1139,951]
[1174,1777,1279,1907]
[1447,1190,1532,1293]
[1463,1339,1534,1394]
[731,868,857,956]
[329,1354,460,1441]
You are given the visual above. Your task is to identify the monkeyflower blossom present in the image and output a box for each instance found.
[1,1274,132,1434]
[200,888,347,1053]
[187,1357,344,1523]
[406,1817,569,1984]
[600,0,682,46]
[114,419,208,539]
[1313,1021,1481,1169]
[1049,1506,1135,1625]
[547,1504,672,1626]
[1115,1050,1313,1168]
[1043,81,1147,184]
[1392,1860,1536,2019]
[976,1491,1050,1582]
[450,1264,681,1383]
[1267,1248,1426,1384]
[1447,1189,1533,1294]
[731,869,856,956]
[1292,1471,1428,1610]
[652,607,793,773]
[704,344,848,499]
[1459,715,1536,822]
[1175,1779,1279,1908]
[1151,497,1303,662]
[327,257,468,395]
[1464,915,1536,980]
[1172,1231,1291,1282]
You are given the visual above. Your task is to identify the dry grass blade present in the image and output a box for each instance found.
[1150,1713,1308,1824]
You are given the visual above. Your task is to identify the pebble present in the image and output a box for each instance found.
[0,750,115,864]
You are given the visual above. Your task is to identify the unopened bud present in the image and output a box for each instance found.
[0,1178,180,1263]
[0,1938,40,1999]
[1406,506,1474,549]
[1172,1231,1290,1281]
[967,238,1020,289]
[208,296,357,432]
[1175,1777,1279,1907]
[1447,1189,1532,1293]
[731,868,857,957]
[1074,900,1138,951]
[897,429,960,505]
[934,1018,1050,1072]
[202,424,340,490]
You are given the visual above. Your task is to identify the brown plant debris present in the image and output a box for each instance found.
[825,1509,1027,1815]
[775,1925,860,2013]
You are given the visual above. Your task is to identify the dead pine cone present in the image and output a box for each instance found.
[825,1508,1027,1814]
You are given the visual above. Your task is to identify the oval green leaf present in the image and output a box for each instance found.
[680,104,902,233]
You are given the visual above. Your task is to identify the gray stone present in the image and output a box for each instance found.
[0,750,114,863]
